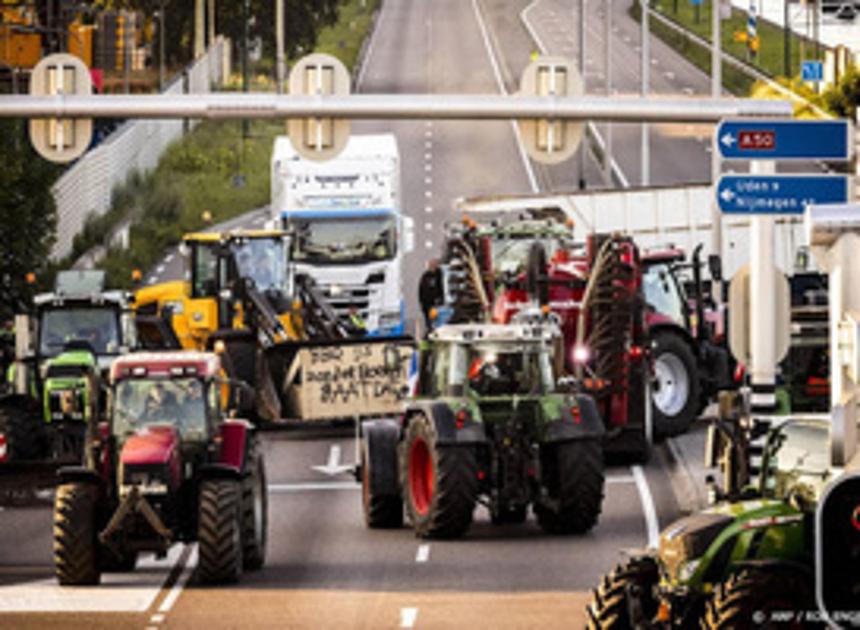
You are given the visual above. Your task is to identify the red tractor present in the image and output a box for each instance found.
[440,218,650,461]
[52,351,267,585]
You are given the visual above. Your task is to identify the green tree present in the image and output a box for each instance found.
[0,120,60,320]
[824,65,860,120]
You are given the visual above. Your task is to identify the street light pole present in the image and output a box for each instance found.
[208,0,215,47]
[640,0,650,186]
[159,1,166,91]
[579,0,587,189]
[711,0,723,300]
[242,0,250,138]
[604,0,612,185]
[276,0,286,94]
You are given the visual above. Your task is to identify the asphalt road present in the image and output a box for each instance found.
[0,1,735,628]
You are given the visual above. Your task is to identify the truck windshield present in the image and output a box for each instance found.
[39,307,121,357]
[113,377,207,441]
[291,215,396,264]
[234,238,288,291]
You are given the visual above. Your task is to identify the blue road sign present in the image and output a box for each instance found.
[690,0,703,5]
[716,119,850,160]
[802,60,824,82]
[716,175,849,215]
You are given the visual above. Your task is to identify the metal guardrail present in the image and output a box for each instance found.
[49,37,230,260]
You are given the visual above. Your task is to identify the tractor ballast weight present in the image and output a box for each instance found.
[360,316,606,539]
[52,351,267,586]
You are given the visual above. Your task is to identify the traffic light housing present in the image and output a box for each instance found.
[816,472,860,627]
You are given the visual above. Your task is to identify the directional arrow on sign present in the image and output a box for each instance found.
[720,188,736,203]
[716,119,851,161]
[716,174,849,214]
[721,132,736,148]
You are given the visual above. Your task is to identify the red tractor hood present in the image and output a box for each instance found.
[120,426,180,466]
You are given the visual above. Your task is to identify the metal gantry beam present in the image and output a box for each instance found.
[0,93,793,121]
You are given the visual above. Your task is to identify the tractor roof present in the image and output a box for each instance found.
[183,229,287,244]
[35,270,130,308]
[111,352,221,382]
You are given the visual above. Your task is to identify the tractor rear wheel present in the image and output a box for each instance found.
[362,429,403,528]
[241,441,267,571]
[586,556,659,629]
[53,482,101,585]
[536,438,604,534]
[702,568,814,629]
[652,331,700,440]
[402,413,477,538]
[198,479,243,584]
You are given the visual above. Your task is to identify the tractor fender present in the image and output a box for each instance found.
[545,394,606,443]
[362,419,401,496]
[198,463,243,481]
[404,402,487,446]
[730,558,813,580]
[57,465,104,488]
[218,419,252,472]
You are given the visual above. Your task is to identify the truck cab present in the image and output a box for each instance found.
[271,134,414,337]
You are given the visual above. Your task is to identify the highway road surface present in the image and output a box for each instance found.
[0,1,725,628]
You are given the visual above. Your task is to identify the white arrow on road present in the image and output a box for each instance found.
[720,132,736,148]
[720,188,736,203]
[311,445,355,477]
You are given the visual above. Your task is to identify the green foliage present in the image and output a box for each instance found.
[823,65,860,119]
[0,120,60,320]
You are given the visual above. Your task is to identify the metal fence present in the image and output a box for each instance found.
[51,37,231,260]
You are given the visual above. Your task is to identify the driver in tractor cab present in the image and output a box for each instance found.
[142,383,180,425]
[468,354,508,395]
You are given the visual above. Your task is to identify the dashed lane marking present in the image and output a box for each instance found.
[424,240,434,249]
[156,264,165,275]
[415,544,430,563]
[150,613,165,623]
[401,607,419,628]
[425,206,433,214]
[156,545,196,614]
[424,222,433,230]
[268,482,357,493]
[425,190,433,198]
[424,177,432,185]
[164,253,174,263]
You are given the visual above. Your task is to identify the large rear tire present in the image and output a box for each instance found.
[241,440,267,571]
[362,429,403,528]
[702,568,814,629]
[198,479,243,584]
[651,331,700,440]
[53,482,101,585]
[586,556,659,629]
[401,414,477,539]
[536,438,604,534]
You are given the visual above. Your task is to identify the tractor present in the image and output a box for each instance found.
[0,270,136,464]
[585,391,856,628]
[436,216,651,461]
[359,311,605,538]
[53,351,267,585]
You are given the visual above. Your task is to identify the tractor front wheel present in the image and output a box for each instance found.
[702,568,814,629]
[241,440,267,571]
[53,482,101,585]
[401,414,477,539]
[586,556,659,629]
[198,479,243,584]
[536,438,604,534]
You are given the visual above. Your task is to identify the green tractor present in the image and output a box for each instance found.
[586,392,838,628]
[359,311,606,538]
[0,271,136,464]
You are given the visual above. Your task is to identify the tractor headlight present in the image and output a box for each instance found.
[677,558,701,582]
[120,465,169,497]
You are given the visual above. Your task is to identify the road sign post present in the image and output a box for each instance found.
[28,53,93,163]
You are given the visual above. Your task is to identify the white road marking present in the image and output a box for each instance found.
[704,145,712,153]
[651,58,659,65]
[156,264,165,275]
[664,71,675,80]
[425,240,434,249]
[425,206,433,214]
[682,87,694,96]
[425,191,433,198]
[164,253,174,263]
[150,613,166,623]
[424,222,433,230]
[606,475,636,484]
[311,445,353,477]
[425,129,433,138]
[268,482,358,493]
[156,546,196,615]
[631,465,660,548]
[473,0,539,193]
[424,177,432,185]
[401,607,419,628]
[425,163,432,172]
[415,544,430,563]
[354,0,389,89]
[424,152,432,161]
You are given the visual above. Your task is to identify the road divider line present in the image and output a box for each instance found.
[605,475,636,484]
[268,481,358,493]
[157,544,197,614]
[471,0,539,194]
[354,0,389,90]
[415,544,430,563]
[150,613,165,623]
[631,465,660,548]
[400,607,419,628]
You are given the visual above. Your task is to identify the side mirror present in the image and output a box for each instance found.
[403,216,415,254]
[707,254,723,282]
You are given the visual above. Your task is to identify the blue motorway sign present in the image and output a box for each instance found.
[801,60,823,82]
[716,119,850,160]
[716,175,849,214]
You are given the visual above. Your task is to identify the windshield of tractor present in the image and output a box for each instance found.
[643,263,686,326]
[436,341,555,396]
[235,237,288,292]
[491,237,563,276]
[291,215,396,265]
[768,419,835,502]
[39,307,121,357]
[113,377,208,441]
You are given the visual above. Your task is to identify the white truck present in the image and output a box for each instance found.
[271,134,414,337]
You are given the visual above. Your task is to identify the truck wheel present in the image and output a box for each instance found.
[0,398,44,461]
[362,429,403,528]
[702,568,813,629]
[536,438,604,534]
[53,482,101,585]
[652,331,700,439]
[198,479,243,584]
[241,441,267,571]
[401,413,477,538]
[586,556,659,629]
